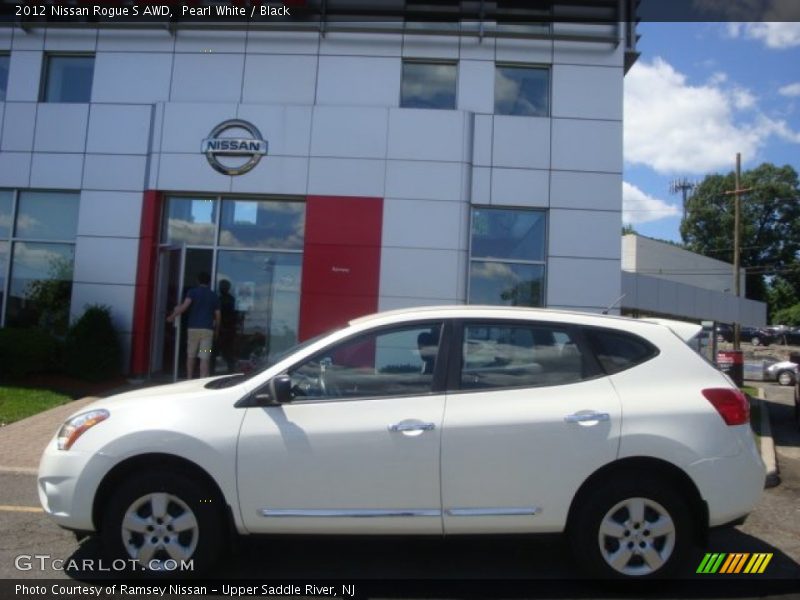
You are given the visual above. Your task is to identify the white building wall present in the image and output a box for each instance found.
[1,24,627,367]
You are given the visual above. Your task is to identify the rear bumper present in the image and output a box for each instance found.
[687,428,765,527]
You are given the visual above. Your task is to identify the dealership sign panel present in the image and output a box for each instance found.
[201,119,268,176]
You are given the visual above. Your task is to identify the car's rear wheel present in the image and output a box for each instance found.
[101,471,225,574]
[569,477,692,579]
[777,370,795,386]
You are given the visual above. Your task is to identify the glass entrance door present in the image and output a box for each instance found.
[151,245,213,381]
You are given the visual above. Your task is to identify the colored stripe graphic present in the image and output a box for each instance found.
[697,552,772,574]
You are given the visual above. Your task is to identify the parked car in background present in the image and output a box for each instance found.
[741,327,775,347]
[38,307,765,580]
[765,360,798,386]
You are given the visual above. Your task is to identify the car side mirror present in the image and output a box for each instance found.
[253,373,293,406]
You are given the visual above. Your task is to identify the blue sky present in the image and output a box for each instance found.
[623,22,800,242]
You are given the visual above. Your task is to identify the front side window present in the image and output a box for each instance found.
[2,191,79,335]
[583,328,659,375]
[495,65,549,116]
[401,61,457,109]
[469,207,546,307]
[0,54,9,102]
[42,55,94,103]
[287,322,443,401]
[461,322,588,390]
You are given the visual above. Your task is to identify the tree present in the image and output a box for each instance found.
[680,163,800,302]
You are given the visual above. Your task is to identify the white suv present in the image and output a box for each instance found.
[38,306,765,579]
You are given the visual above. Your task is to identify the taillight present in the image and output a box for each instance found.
[702,388,750,426]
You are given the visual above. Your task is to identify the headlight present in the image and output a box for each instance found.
[57,409,110,451]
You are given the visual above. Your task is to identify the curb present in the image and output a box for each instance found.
[756,387,780,489]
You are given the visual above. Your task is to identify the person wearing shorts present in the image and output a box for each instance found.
[167,272,221,379]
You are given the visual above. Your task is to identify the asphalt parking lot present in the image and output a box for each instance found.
[0,383,798,598]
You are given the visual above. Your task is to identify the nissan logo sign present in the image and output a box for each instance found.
[201,119,268,176]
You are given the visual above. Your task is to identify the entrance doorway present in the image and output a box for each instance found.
[151,196,305,381]
[152,245,213,380]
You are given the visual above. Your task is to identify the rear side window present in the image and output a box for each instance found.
[584,328,658,375]
[460,322,589,390]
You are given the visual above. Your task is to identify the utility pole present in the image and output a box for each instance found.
[669,177,696,222]
[724,153,754,351]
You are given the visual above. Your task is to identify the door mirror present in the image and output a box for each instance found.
[253,374,293,406]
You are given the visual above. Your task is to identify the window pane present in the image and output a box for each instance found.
[15,191,79,240]
[401,61,457,109]
[495,66,549,116]
[584,328,658,375]
[0,190,12,238]
[163,197,218,245]
[215,250,303,371]
[461,323,585,389]
[471,208,545,261]
[0,55,9,102]
[43,55,94,103]
[469,261,544,307]
[6,242,74,335]
[288,323,442,401]
[219,199,305,250]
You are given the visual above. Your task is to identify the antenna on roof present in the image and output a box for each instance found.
[602,294,626,315]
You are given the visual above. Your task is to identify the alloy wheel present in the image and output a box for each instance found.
[597,496,676,577]
[120,492,199,569]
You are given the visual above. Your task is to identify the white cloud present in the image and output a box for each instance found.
[727,22,800,48]
[624,58,800,174]
[779,82,800,97]
[622,182,680,225]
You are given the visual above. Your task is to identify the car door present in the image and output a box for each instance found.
[237,321,448,535]
[441,319,622,534]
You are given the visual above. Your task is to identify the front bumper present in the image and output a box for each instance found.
[38,438,114,532]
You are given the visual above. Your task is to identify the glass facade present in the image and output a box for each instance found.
[161,196,305,373]
[0,54,9,102]
[0,190,79,335]
[469,208,546,307]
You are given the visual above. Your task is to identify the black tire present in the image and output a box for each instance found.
[568,477,693,579]
[100,470,225,575]
[751,336,761,346]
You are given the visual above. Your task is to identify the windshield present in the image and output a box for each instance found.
[204,329,339,389]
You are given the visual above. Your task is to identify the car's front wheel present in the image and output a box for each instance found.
[100,471,225,574]
[569,477,692,579]
[777,370,795,386]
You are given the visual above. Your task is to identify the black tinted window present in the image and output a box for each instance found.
[461,323,587,390]
[584,328,658,375]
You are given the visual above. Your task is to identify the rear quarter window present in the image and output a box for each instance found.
[583,327,659,375]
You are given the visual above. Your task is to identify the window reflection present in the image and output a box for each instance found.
[469,261,544,307]
[6,242,75,334]
[215,251,302,371]
[495,66,549,117]
[471,208,546,262]
[401,61,457,110]
[15,191,80,240]
[219,199,304,249]
[164,198,218,245]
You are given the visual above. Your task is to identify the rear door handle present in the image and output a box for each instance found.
[564,411,610,424]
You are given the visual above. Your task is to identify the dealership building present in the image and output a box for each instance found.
[0,2,642,377]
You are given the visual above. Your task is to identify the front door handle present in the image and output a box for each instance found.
[564,411,610,424]
[388,420,436,434]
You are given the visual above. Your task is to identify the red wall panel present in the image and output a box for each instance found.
[299,196,383,340]
[130,190,162,376]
